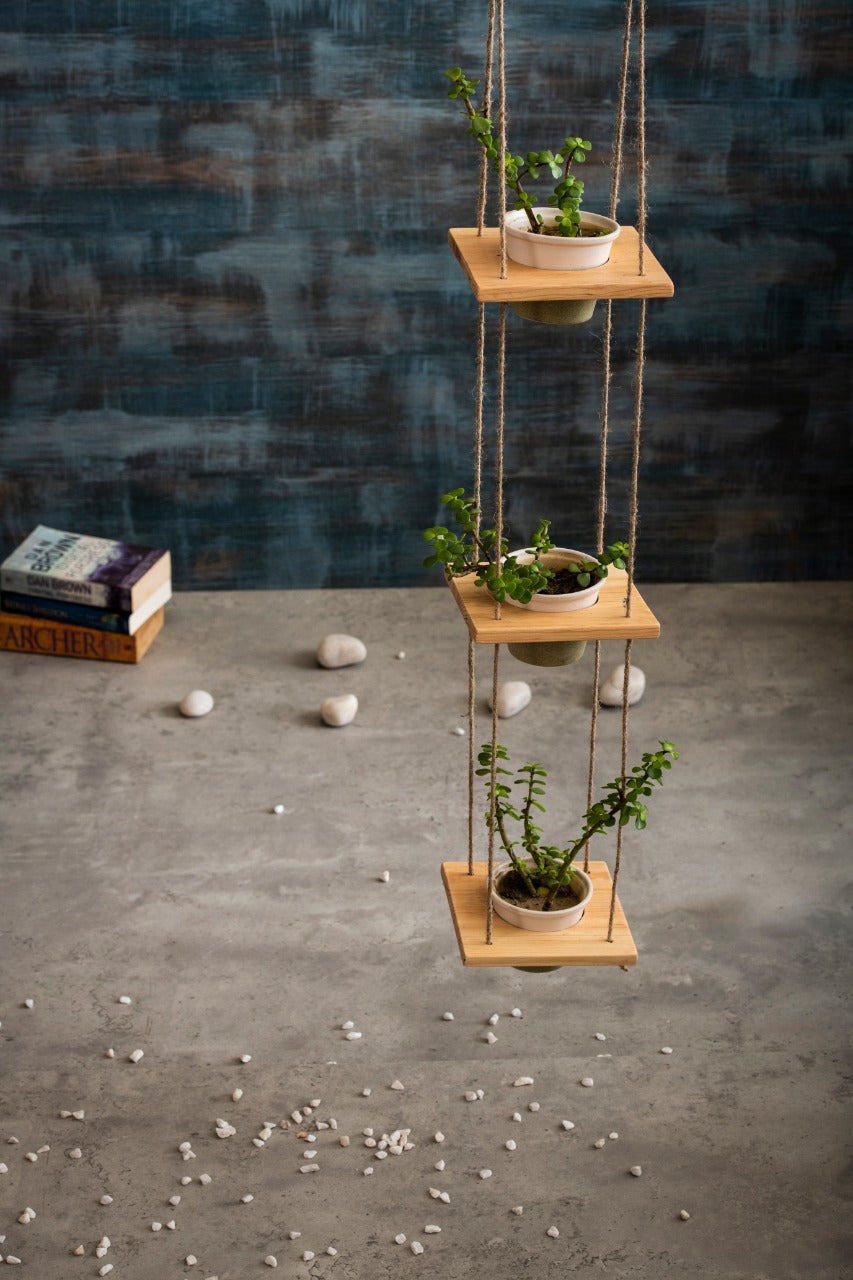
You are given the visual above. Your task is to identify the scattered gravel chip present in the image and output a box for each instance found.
[513,1077,534,1087]
[169,1194,182,1206]
[181,1175,192,1185]
[395,1234,407,1245]
[594,1138,606,1149]
[528,1102,540,1113]
[479,1168,493,1179]
[594,1032,606,1041]
[73,1245,85,1255]
[24,1152,38,1162]
[117,996,132,1005]
[511,1206,523,1216]
[98,1266,114,1277]
[186,1256,198,1266]
[630,1165,643,1177]
[379,870,391,882]
[609,1132,619,1140]
[231,1089,243,1102]
[99,1195,113,1205]
[424,1225,441,1234]
[546,1226,560,1239]
[198,1173,212,1185]
[151,1222,162,1231]
[302,1251,315,1262]
[390,1079,405,1091]
[346,1031,362,1041]
[410,1241,424,1255]
[238,1054,252,1064]
[442,1012,454,1021]
[487,1014,499,1026]
[264,1256,277,1268]
[434,1131,445,1143]
[580,1077,594,1088]
[485,1031,498,1044]
[511,1008,522,1018]
[128,1049,144,1064]
[505,1140,517,1151]
[660,1046,673,1054]
[68,1147,83,1159]
[561,1120,575,1131]
[23,998,34,1009]
[679,1209,691,1220]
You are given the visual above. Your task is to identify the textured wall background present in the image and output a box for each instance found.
[0,1,850,587]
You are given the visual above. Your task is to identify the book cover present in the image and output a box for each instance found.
[0,578,172,635]
[0,525,171,612]
[0,607,165,664]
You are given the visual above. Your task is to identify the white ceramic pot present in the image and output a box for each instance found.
[504,208,620,270]
[492,860,593,933]
[507,547,602,613]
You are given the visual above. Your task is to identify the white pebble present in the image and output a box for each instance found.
[361,1088,371,1097]
[73,1245,85,1255]
[452,726,465,736]
[326,1247,338,1257]
[5,1256,22,1265]
[316,634,367,669]
[232,1089,243,1102]
[511,1008,522,1018]
[513,1077,534,1087]
[259,1126,273,1140]
[491,680,532,719]
[546,1226,560,1239]
[99,1267,114,1277]
[410,1241,424,1255]
[198,1173,212,1185]
[561,1120,575,1131]
[479,1168,492,1179]
[166,1220,176,1230]
[302,1251,315,1262]
[424,1225,441,1234]
[186,1257,198,1267]
[679,1209,691,1220]
[339,1135,350,1147]
[581,1077,594,1088]
[434,1159,445,1171]
[273,804,286,815]
[151,1221,162,1231]
[600,664,645,707]
[594,1138,606,1149]
[117,995,132,1005]
[439,1191,450,1203]
[300,1164,320,1174]
[441,1012,454,1021]
[238,1054,252,1063]
[487,1013,499,1025]
[320,693,358,727]
[428,1188,441,1199]
[179,689,214,718]
[128,1049,144,1064]
[379,870,391,882]
[465,1091,478,1102]
[287,1231,301,1240]
[434,1132,445,1143]
[37,1144,50,1153]
[98,1236,110,1249]
[594,1032,606,1041]
[17,1212,32,1225]
[395,1233,407,1245]
[24,1152,37,1162]
[346,1031,362,1041]
[505,1140,517,1151]
[477,1089,485,1100]
[512,1112,522,1122]
[485,1031,498,1044]
[99,1195,113,1205]
[390,1079,405,1091]
[169,1194,181,1206]
[179,1142,192,1152]
[609,1132,619,1140]
[252,1138,265,1148]
[72,1110,85,1121]
[660,1046,673,1054]
[528,1102,540,1113]
[396,651,406,660]
[105,1048,115,1059]
[180,1175,192,1185]
[511,1205,523,1216]
[68,1147,83,1159]
[240,1194,254,1203]
[6,1137,19,1144]
[264,1257,277,1268]
[0,1164,7,1173]
[630,1165,643,1177]
[23,998,34,1009]
[363,1166,373,1175]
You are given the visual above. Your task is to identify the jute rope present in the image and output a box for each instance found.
[586,0,633,875]
[485,301,508,943]
[637,0,647,276]
[496,0,508,278]
[467,303,488,874]
[477,0,497,234]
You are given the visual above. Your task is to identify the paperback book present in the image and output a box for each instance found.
[0,525,171,612]
[0,608,165,664]
[0,578,172,635]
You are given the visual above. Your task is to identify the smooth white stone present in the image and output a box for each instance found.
[240,1194,253,1203]
[117,995,132,1005]
[396,651,406,660]
[302,1251,315,1262]
[434,1159,445,1171]
[599,665,646,707]
[630,1165,643,1177]
[23,998,34,1009]
[264,1255,277,1267]
[528,1102,540,1113]
[68,1147,83,1159]
[326,1247,338,1256]
[581,1077,594,1088]
[513,1077,534,1087]
[0,1164,7,1173]
[441,1012,454,1021]
[169,1195,181,1206]
[511,1008,522,1018]
[179,690,214,718]
[346,1031,362,1041]
[379,870,391,882]
[390,1079,405,1091]
[73,1246,85,1256]
[128,1049,144,1064]
[491,680,532,719]
[594,1138,606,1149]
[320,694,358,727]
[547,1226,560,1238]
[180,1176,191,1185]
[410,1241,424,1255]
[238,1053,251,1063]
[439,1191,450,1203]
[679,1209,691,1220]
[424,1225,441,1234]
[287,1231,301,1240]
[395,1233,407,1245]
[232,1089,243,1102]
[488,1014,499,1025]
[594,1032,606,1040]
[452,726,465,736]
[479,1168,492,1179]
[72,1110,85,1121]
[660,1046,674,1054]
[505,1140,517,1151]
[316,634,367,669]
[434,1132,445,1143]
[609,1132,619,1140]
[511,1206,523,1216]
[198,1173,212,1185]
[485,1032,497,1044]
[99,1195,113,1205]
[561,1120,575,1131]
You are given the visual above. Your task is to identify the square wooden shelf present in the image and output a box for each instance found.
[447,568,660,645]
[449,226,674,303]
[441,860,638,967]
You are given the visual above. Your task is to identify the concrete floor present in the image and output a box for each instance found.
[0,584,851,1280]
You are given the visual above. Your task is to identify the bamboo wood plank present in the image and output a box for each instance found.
[448,226,674,302]
[441,861,638,967]
[447,568,660,644]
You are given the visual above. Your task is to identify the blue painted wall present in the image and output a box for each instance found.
[0,2,850,586]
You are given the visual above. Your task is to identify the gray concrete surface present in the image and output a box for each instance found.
[0,584,851,1280]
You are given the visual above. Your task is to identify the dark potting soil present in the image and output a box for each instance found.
[539,565,597,595]
[497,869,583,913]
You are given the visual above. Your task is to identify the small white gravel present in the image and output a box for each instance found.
[511,1205,523,1216]
[410,1241,424,1255]
[231,1089,243,1102]
[594,1138,606,1149]
[424,1225,441,1234]
[264,1255,278,1267]
[99,1195,113,1206]
[238,1054,252,1064]
[661,1046,673,1054]
[485,1031,498,1044]
[561,1120,575,1131]
[198,1173,212,1185]
[395,1233,407,1245]
[185,1257,197,1267]
[528,1102,540,1113]
[679,1209,691,1220]
[128,1049,144,1064]
[546,1226,560,1239]
[630,1165,643,1177]
[68,1147,83,1159]
[609,1132,619,1140]
[442,1012,454,1021]
[505,1140,517,1151]
[23,998,34,1009]
[487,1014,499,1026]
[346,1031,362,1041]
[117,996,132,1005]
[580,1077,594,1088]
[513,1076,534,1087]
[594,1032,606,1041]
[390,1080,405,1091]
[434,1131,445,1143]
[479,1168,492,1179]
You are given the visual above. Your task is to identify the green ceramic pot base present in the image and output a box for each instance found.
[511,298,598,326]
[507,640,587,667]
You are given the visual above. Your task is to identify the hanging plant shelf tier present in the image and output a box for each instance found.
[448,227,673,303]
[441,861,637,967]
[447,568,660,645]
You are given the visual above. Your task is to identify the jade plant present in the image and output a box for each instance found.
[445,66,597,237]
[422,487,628,604]
[478,741,679,911]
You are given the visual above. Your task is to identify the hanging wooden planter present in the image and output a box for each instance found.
[447,567,660,647]
[449,226,674,305]
[441,861,638,968]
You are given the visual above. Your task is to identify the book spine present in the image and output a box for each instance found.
[0,566,125,609]
[0,592,131,633]
[0,614,147,663]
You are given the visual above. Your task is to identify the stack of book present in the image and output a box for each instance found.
[0,525,172,663]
